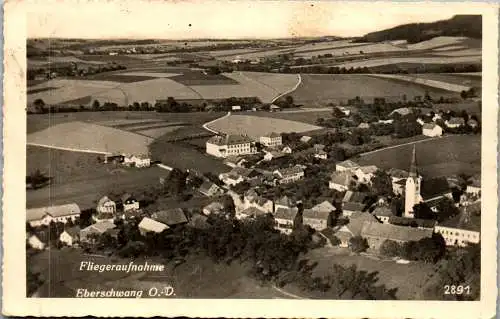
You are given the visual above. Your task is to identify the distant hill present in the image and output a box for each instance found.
[355,15,481,44]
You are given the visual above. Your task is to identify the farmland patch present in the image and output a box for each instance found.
[134,126,185,139]
[334,56,481,69]
[170,71,239,86]
[368,74,474,93]
[295,42,406,58]
[206,114,322,139]
[119,72,181,78]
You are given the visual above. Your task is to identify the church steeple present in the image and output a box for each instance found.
[409,145,417,178]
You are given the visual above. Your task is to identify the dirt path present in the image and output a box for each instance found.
[271,284,307,299]
[202,111,231,134]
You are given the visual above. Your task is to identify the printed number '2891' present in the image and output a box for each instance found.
[444,285,470,295]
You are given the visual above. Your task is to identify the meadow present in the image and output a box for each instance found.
[368,74,474,93]
[205,114,322,139]
[355,134,481,178]
[334,56,481,69]
[288,74,458,106]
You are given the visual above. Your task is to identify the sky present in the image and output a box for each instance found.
[26,1,485,39]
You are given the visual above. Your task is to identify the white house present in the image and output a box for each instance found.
[273,166,304,184]
[231,105,242,111]
[422,123,443,137]
[27,203,81,227]
[263,150,286,161]
[121,193,140,212]
[300,136,312,143]
[27,234,45,250]
[123,154,151,168]
[302,209,329,231]
[274,207,298,234]
[281,145,293,154]
[372,205,393,224]
[138,217,169,236]
[95,196,117,221]
[466,176,481,196]
[434,206,480,247]
[354,165,378,184]
[445,117,465,128]
[80,221,116,243]
[329,171,353,192]
[59,227,80,246]
[206,135,256,158]
[260,132,282,147]
[314,150,328,160]
[336,160,360,172]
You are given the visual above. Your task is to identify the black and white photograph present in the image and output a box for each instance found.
[2,1,498,318]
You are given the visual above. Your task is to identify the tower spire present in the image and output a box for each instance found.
[409,145,417,178]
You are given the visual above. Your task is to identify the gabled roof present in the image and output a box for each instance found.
[27,203,81,222]
[347,212,379,236]
[199,181,220,195]
[263,132,281,138]
[361,221,433,242]
[275,195,296,207]
[274,166,304,177]
[422,123,441,130]
[330,171,353,187]
[372,206,393,217]
[241,206,267,217]
[207,134,253,146]
[82,221,116,234]
[97,196,114,207]
[300,136,312,143]
[303,209,329,220]
[447,117,466,125]
[152,208,188,226]
[139,217,169,233]
[421,177,451,200]
[63,226,80,238]
[467,175,481,188]
[203,201,224,213]
[389,216,436,228]
[311,200,336,213]
[230,167,261,178]
[314,144,325,150]
[336,160,359,170]
[356,165,378,175]
[439,205,481,232]
[342,201,365,213]
[274,207,298,220]
[224,156,244,165]
[388,168,409,179]
[342,191,368,203]
[265,150,286,159]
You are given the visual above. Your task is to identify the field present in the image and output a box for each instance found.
[27,80,119,105]
[250,109,332,125]
[335,56,481,69]
[29,249,288,298]
[355,135,481,178]
[368,74,476,93]
[406,73,481,89]
[288,74,458,106]
[294,42,406,58]
[205,114,322,139]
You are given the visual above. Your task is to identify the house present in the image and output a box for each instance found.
[152,208,188,227]
[27,234,45,250]
[422,123,443,137]
[121,193,139,212]
[243,189,273,213]
[314,149,328,160]
[59,227,80,246]
[223,156,246,168]
[231,105,242,111]
[434,204,481,247]
[274,195,296,212]
[80,221,116,243]
[354,165,378,184]
[138,217,169,236]
[311,200,336,214]
[260,132,282,147]
[445,117,465,128]
[263,150,286,161]
[95,196,116,220]
[466,175,481,196]
[206,134,256,158]
[199,181,224,197]
[334,212,378,247]
[337,106,351,116]
[336,160,360,172]
[27,203,81,227]
[273,207,298,234]
[361,221,434,251]
[357,123,370,130]
[123,154,151,168]
[329,171,354,192]
[302,209,329,231]
[372,205,393,223]
[269,104,281,112]
[203,201,225,216]
[300,136,312,143]
[342,191,369,217]
[239,206,267,219]
[281,145,293,154]
[273,166,304,184]
[219,167,262,186]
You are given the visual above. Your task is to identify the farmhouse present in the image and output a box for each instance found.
[302,209,329,231]
[445,117,465,128]
[434,204,481,247]
[273,166,304,184]
[59,227,80,246]
[138,217,169,236]
[27,203,81,227]
[206,134,256,158]
[273,207,298,235]
[422,123,443,137]
[361,221,434,251]
[80,221,116,243]
[329,171,354,192]
[152,208,188,227]
[260,132,282,147]
[202,201,225,216]
[121,193,139,212]
[219,167,262,186]
[336,160,360,172]
[199,181,224,197]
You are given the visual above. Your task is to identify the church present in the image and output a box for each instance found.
[403,145,453,218]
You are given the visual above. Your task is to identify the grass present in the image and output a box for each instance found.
[82,73,156,83]
[355,134,481,178]
[206,114,322,139]
[61,95,92,105]
[250,109,332,125]
[170,71,239,86]
[289,74,459,107]
[411,73,481,88]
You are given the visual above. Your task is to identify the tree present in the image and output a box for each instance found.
[371,170,393,197]
[412,202,435,220]
[222,195,236,219]
[436,198,460,222]
[33,98,45,108]
[284,95,294,107]
[349,236,369,253]
[92,100,100,110]
[380,240,402,257]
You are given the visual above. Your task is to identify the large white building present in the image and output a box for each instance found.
[206,134,256,158]
[434,202,481,247]
[27,203,81,227]
[260,132,282,148]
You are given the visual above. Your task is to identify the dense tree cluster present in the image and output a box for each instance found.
[380,233,446,263]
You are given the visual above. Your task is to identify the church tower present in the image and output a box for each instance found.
[404,145,421,218]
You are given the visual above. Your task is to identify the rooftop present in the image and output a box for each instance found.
[422,123,440,130]
[203,201,224,213]
[361,221,434,242]
[274,166,304,177]
[241,206,267,217]
[439,207,481,232]
[389,216,436,228]
[347,212,379,236]
[336,160,360,169]
[372,206,393,217]
[342,201,365,213]
[263,132,281,138]
[311,200,336,213]
[357,165,378,175]
[388,168,409,179]
[152,208,188,226]
[342,191,369,203]
[139,217,170,233]
[82,220,116,234]
[447,117,466,125]
[330,171,354,187]
[303,209,329,220]
[274,207,298,220]
[275,195,296,207]
[27,203,81,222]
[207,134,253,146]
